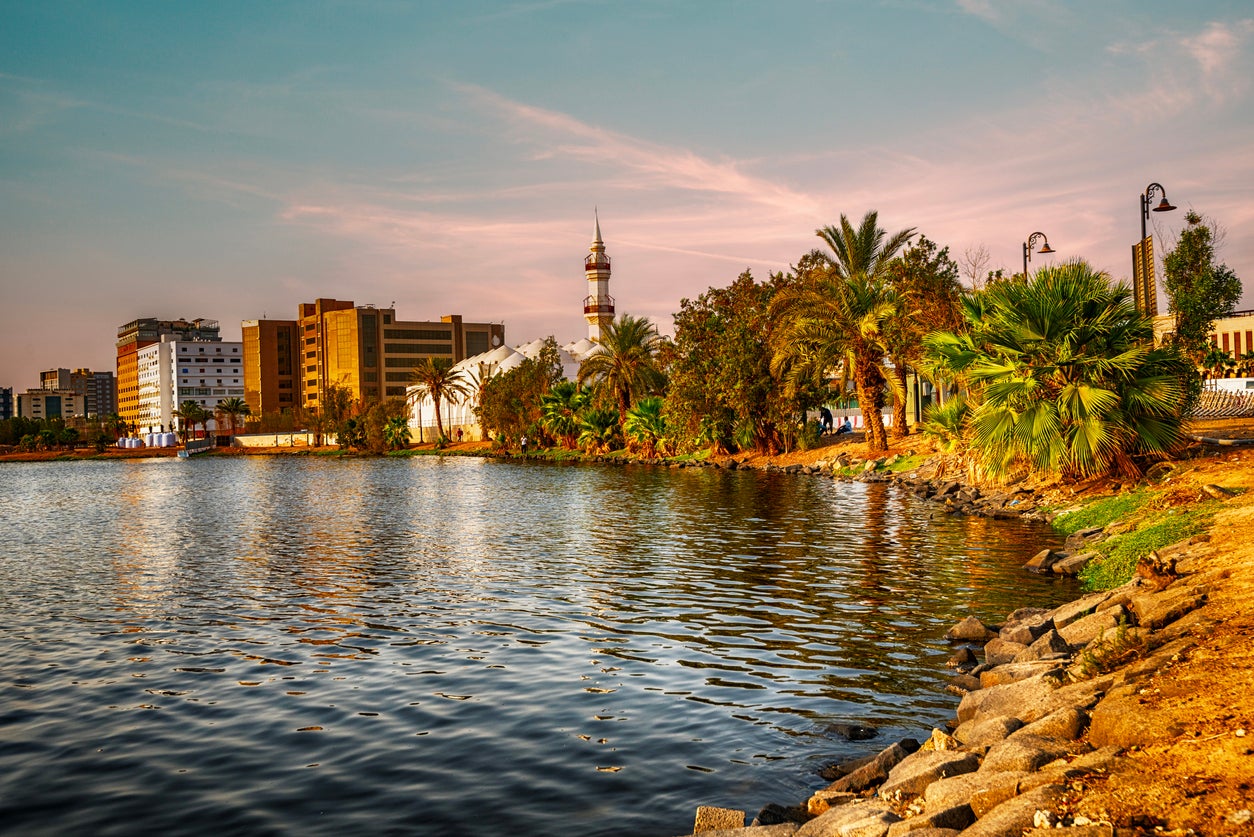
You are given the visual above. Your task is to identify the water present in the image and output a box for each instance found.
[0,457,1076,836]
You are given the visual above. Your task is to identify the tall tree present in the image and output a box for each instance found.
[884,236,964,436]
[408,358,471,443]
[540,381,591,449]
[215,396,251,441]
[577,314,666,422]
[923,260,1192,478]
[1163,210,1243,411]
[772,211,915,452]
[173,400,208,443]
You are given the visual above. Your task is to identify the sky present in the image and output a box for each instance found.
[2,1,1253,392]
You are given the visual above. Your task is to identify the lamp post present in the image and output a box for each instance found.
[1022,231,1055,280]
[1135,182,1176,315]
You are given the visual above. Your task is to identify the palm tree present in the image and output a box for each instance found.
[623,395,669,457]
[173,400,208,443]
[216,396,251,442]
[408,357,471,443]
[577,314,666,422]
[540,381,590,449]
[771,211,915,453]
[383,415,412,450]
[578,408,622,455]
[922,260,1192,478]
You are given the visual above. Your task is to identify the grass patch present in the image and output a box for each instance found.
[1051,489,1157,536]
[883,454,928,473]
[1078,500,1221,591]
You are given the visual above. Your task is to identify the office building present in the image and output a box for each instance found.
[38,367,116,417]
[135,336,244,435]
[116,317,221,429]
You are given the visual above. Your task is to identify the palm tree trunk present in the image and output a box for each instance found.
[433,395,444,442]
[892,363,909,439]
[854,365,888,452]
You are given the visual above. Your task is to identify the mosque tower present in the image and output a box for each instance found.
[583,211,615,341]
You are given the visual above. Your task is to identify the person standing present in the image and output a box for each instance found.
[520,433,528,455]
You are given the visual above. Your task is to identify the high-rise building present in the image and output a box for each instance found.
[244,300,504,416]
[0,387,13,421]
[583,213,615,341]
[135,336,244,434]
[116,318,221,429]
[38,367,116,416]
[17,390,86,420]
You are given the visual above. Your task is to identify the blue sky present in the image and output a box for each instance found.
[2,1,1252,391]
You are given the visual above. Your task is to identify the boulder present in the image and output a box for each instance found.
[979,733,1073,773]
[696,807,746,832]
[980,661,1064,689]
[830,723,879,742]
[982,638,1028,666]
[822,740,917,794]
[1057,608,1121,648]
[998,610,1053,645]
[755,804,811,826]
[1088,689,1185,748]
[947,648,978,669]
[956,784,1067,837]
[952,715,1022,752]
[796,800,900,837]
[879,750,981,801]
[885,805,974,836]
[1128,587,1207,630]
[1048,592,1111,629]
[807,791,859,817]
[1010,707,1089,742]
[690,825,799,837]
[956,672,1063,725]
[1050,552,1096,576]
[966,771,1030,818]
[1012,629,1071,664]
[946,616,995,642]
[1023,549,1062,572]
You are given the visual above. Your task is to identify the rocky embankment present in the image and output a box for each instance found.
[672,519,1250,836]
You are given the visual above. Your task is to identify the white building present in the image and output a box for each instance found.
[135,336,244,435]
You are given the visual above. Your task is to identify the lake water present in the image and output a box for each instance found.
[0,456,1076,836]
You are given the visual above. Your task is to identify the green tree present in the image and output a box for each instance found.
[383,414,412,450]
[540,380,590,449]
[578,407,622,455]
[476,344,563,446]
[771,212,914,453]
[623,395,669,457]
[174,401,208,443]
[59,426,79,450]
[408,357,471,444]
[884,235,964,436]
[1163,210,1243,410]
[215,396,251,441]
[923,260,1192,478]
[577,314,666,422]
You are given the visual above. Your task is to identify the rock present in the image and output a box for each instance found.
[919,729,961,751]
[1144,461,1175,481]
[1048,592,1111,629]
[879,750,981,801]
[980,661,1064,689]
[1023,549,1062,572]
[807,791,859,817]
[1128,587,1207,630]
[979,733,1074,773]
[696,806,746,832]
[822,740,918,794]
[830,723,879,741]
[1057,609,1121,647]
[982,638,1029,666]
[1012,629,1072,664]
[956,784,1066,837]
[796,800,900,837]
[952,715,1022,752]
[1010,706,1089,742]
[1202,483,1235,499]
[956,672,1063,725]
[946,616,995,642]
[755,804,811,826]
[885,805,974,836]
[1088,688,1185,748]
[998,610,1053,645]
[691,825,800,837]
[1051,552,1095,576]
[947,648,978,668]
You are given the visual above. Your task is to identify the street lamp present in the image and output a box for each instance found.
[1135,182,1176,315]
[1022,231,1055,280]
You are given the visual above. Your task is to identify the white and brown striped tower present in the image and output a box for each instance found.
[583,211,615,341]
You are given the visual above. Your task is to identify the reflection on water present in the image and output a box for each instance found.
[0,457,1074,836]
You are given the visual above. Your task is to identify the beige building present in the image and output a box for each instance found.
[116,317,221,429]
[1154,310,1254,361]
[243,299,504,417]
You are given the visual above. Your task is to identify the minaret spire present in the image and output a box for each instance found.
[583,211,614,342]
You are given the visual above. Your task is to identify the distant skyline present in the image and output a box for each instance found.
[3,1,1252,391]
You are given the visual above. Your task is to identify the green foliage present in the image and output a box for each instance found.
[923,261,1193,478]
[1076,617,1145,677]
[540,381,590,449]
[577,314,666,420]
[666,269,806,455]
[1078,503,1218,590]
[917,396,969,453]
[215,396,251,438]
[408,357,471,443]
[623,395,670,457]
[1051,489,1156,536]
[578,408,622,455]
[795,419,822,451]
[476,352,556,445]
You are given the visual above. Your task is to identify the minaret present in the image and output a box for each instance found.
[584,211,615,341]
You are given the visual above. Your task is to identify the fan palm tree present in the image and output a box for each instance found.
[577,314,666,422]
[408,358,471,443]
[923,260,1191,478]
[540,380,590,449]
[578,408,622,455]
[623,395,669,457]
[383,415,412,450]
[771,211,915,453]
[216,396,251,441]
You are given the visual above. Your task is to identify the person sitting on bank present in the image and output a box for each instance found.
[835,418,853,435]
